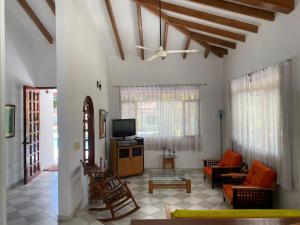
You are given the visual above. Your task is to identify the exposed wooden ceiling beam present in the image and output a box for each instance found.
[168,16,245,42]
[136,2,144,60]
[139,3,227,57]
[45,0,55,15]
[138,0,258,33]
[188,0,275,21]
[17,0,53,44]
[105,0,125,60]
[183,37,191,59]
[231,0,294,14]
[163,22,169,51]
[190,31,236,49]
[172,23,228,57]
[162,22,169,60]
[190,35,228,56]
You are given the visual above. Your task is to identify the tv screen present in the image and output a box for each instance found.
[112,119,136,137]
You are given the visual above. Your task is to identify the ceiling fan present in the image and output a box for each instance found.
[136,0,199,62]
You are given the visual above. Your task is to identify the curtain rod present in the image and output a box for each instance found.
[112,83,208,87]
[226,58,293,84]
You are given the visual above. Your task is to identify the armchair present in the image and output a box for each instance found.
[222,160,277,209]
[203,149,243,188]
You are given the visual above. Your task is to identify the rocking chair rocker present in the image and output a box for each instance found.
[80,160,140,222]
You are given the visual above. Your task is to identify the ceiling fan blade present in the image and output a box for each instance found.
[146,54,160,62]
[166,49,200,54]
[136,46,155,51]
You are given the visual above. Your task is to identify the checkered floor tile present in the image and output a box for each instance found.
[7,170,230,225]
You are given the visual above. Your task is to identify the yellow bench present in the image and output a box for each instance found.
[166,209,300,219]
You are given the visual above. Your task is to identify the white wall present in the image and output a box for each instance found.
[40,90,55,170]
[56,0,110,219]
[4,7,57,188]
[5,9,35,187]
[223,4,300,208]
[108,54,224,169]
[34,40,56,87]
[0,0,7,223]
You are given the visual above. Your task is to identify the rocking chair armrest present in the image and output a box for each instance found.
[102,185,125,198]
[101,174,122,187]
[232,186,276,191]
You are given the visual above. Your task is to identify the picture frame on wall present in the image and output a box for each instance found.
[99,109,106,139]
[5,104,15,138]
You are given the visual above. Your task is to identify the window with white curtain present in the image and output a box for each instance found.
[120,85,202,151]
[230,60,295,190]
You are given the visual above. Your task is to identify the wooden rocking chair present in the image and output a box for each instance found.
[80,160,140,222]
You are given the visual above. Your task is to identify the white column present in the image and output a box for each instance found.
[56,0,72,219]
[0,0,7,224]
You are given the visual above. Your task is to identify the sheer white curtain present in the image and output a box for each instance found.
[120,85,202,151]
[231,60,295,190]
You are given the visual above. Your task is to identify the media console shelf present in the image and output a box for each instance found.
[111,138,144,177]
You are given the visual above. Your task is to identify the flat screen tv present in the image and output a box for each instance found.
[112,119,136,138]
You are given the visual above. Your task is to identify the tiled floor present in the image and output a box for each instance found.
[7,170,230,225]
[7,172,59,225]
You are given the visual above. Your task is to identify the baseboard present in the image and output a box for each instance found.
[7,180,23,190]
[58,197,83,222]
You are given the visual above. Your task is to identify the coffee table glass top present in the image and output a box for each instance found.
[149,169,189,182]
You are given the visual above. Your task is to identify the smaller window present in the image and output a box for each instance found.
[83,96,95,164]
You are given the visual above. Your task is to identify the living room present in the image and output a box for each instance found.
[0,1,300,225]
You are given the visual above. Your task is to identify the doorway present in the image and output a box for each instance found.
[23,86,58,184]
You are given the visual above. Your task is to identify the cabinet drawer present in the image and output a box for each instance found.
[132,147,143,157]
[119,148,130,158]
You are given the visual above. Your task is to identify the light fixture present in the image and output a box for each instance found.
[97,81,102,91]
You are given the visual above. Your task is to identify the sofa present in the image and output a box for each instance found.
[203,149,243,188]
[223,160,277,209]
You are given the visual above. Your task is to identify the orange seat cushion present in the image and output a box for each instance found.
[244,160,277,188]
[203,167,212,177]
[223,184,233,203]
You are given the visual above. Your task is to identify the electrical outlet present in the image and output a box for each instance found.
[74,142,80,150]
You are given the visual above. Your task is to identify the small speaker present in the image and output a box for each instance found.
[136,137,144,145]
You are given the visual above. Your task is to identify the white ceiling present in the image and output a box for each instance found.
[6,0,290,59]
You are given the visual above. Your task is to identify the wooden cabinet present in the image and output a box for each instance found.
[111,139,144,177]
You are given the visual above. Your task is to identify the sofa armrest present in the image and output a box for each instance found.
[232,186,276,191]
[203,159,221,167]
[212,166,242,179]
[222,173,247,185]
[221,173,247,177]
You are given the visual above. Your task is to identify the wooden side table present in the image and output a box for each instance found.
[163,155,176,169]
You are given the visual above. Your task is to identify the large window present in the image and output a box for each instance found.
[230,60,295,190]
[120,85,201,151]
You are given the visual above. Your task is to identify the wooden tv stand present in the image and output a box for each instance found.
[111,138,144,177]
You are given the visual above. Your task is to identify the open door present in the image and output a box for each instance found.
[23,86,41,184]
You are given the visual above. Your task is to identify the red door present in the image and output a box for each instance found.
[23,86,41,184]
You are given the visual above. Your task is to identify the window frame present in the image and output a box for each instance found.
[83,96,95,165]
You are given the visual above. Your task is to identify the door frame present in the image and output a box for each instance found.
[23,86,57,184]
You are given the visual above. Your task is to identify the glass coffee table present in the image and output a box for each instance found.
[148,169,191,194]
